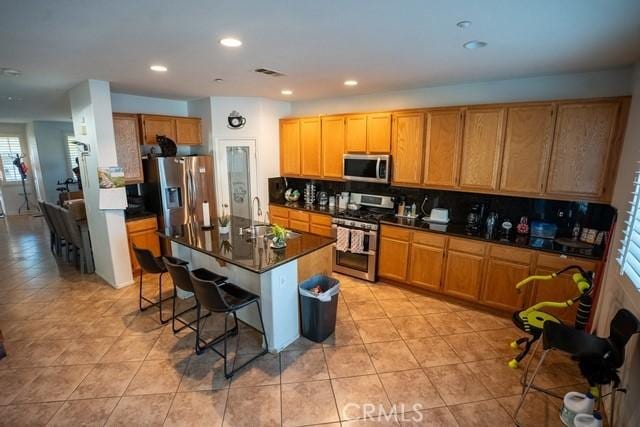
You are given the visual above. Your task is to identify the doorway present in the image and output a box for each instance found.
[216,139,258,220]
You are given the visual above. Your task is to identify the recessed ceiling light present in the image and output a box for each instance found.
[281,89,293,96]
[220,38,242,47]
[463,40,487,49]
[213,78,224,82]
[150,65,168,72]
[456,20,472,28]
[1,68,21,77]
[4,96,22,101]
[344,80,358,87]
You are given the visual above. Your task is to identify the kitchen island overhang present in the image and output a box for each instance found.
[157,217,335,352]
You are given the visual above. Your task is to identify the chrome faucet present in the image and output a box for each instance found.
[250,196,262,234]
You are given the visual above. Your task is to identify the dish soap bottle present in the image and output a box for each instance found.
[410,202,417,218]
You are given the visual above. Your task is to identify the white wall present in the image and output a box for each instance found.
[593,63,640,425]
[110,93,188,116]
[70,80,132,287]
[31,121,75,203]
[0,123,37,215]
[209,97,291,217]
[25,122,45,202]
[291,67,633,116]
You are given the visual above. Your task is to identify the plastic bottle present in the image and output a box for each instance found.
[574,411,602,427]
[560,392,595,426]
[411,202,417,217]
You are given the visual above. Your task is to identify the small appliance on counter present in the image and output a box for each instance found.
[338,192,349,210]
[317,191,328,206]
[530,221,558,239]
[466,203,486,234]
[268,177,286,202]
[422,208,450,224]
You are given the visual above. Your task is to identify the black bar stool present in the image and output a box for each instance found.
[162,257,227,350]
[190,270,269,378]
[132,245,175,324]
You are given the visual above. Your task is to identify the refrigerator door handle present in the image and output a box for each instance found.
[187,169,194,220]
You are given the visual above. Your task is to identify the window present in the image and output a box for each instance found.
[65,134,81,177]
[618,166,640,290]
[0,135,23,183]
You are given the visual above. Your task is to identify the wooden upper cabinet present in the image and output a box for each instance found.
[345,115,368,152]
[546,101,620,198]
[345,113,391,153]
[300,118,322,177]
[140,115,176,145]
[280,119,301,176]
[499,104,555,194]
[392,111,424,185]
[321,116,345,179]
[423,109,463,188]
[459,107,506,190]
[175,117,202,145]
[113,113,143,184]
[367,113,392,153]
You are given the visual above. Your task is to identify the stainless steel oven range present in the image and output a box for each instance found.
[331,193,394,282]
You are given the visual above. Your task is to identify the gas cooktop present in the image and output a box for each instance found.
[333,209,392,224]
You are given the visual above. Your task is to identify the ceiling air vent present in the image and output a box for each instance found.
[254,68,286,77]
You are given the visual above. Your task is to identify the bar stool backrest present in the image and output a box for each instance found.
[162,256,194,293]
[608,308,640,368]
[189,272,230,313]
[60,208,83,248]
[38,201,55,235]
[132,245,164,274]
[44,202,65,240]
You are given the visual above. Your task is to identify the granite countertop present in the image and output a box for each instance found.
[269,200,604,260]
[157,216,336,274]
[382,216,604,260]
[269,200,338,216]
[125,211,157,222]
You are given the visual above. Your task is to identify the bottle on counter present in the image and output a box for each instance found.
[398,201,405,216]
[410,202,417,218]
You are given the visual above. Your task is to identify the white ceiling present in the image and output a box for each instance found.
[1,0,640,122]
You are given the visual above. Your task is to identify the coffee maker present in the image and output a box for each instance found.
[466,203,486,234]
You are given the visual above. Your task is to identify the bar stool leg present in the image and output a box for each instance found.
[158,272,169,324]
[513,348,550,423]
[139,270,146,312]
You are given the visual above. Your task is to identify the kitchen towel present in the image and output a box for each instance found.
[350,229,365,254]
[336,227,350,252]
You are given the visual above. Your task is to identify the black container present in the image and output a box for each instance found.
[299,275,340,342]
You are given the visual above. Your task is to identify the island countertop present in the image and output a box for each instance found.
[157,216,335,274]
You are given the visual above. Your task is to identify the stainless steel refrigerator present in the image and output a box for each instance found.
[142,156,217,252]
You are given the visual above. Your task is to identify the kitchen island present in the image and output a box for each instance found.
[158,217,335,352]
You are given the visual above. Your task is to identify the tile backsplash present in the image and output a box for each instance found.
[272,177,617,236]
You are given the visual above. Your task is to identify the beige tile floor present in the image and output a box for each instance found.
[0,216,586,426]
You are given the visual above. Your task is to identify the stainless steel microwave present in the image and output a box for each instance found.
[343,154,390,183]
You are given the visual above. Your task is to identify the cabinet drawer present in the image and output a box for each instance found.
[412,231,446,248]
[536,253,598,272]
[271,216,289,228]
[380,225,411,241]
[448,237,486,256]
[289,219,310,233]
[310,213,332,226]
[489,245,532,264]
[310,224,332,237]
[289,209,310,222]
[269,205,289,218]
[126,217,158,233]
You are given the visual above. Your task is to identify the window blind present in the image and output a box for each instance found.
[66,135,81,177]
[618,166,640,290]
[0,136,23,182]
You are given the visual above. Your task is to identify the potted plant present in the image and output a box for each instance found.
[270,224,288,249]
[218,203,230,234]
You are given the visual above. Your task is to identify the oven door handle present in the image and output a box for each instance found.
[331,225,378,237]
[333,243,376,256]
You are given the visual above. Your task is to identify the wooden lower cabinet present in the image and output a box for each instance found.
[408,243,444,291]
[268,205,331,236]
[442,250,485,301]
[126,216,160,274]
[480,259,529,311]
[378,236,410,282]
[271,216,288,228]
